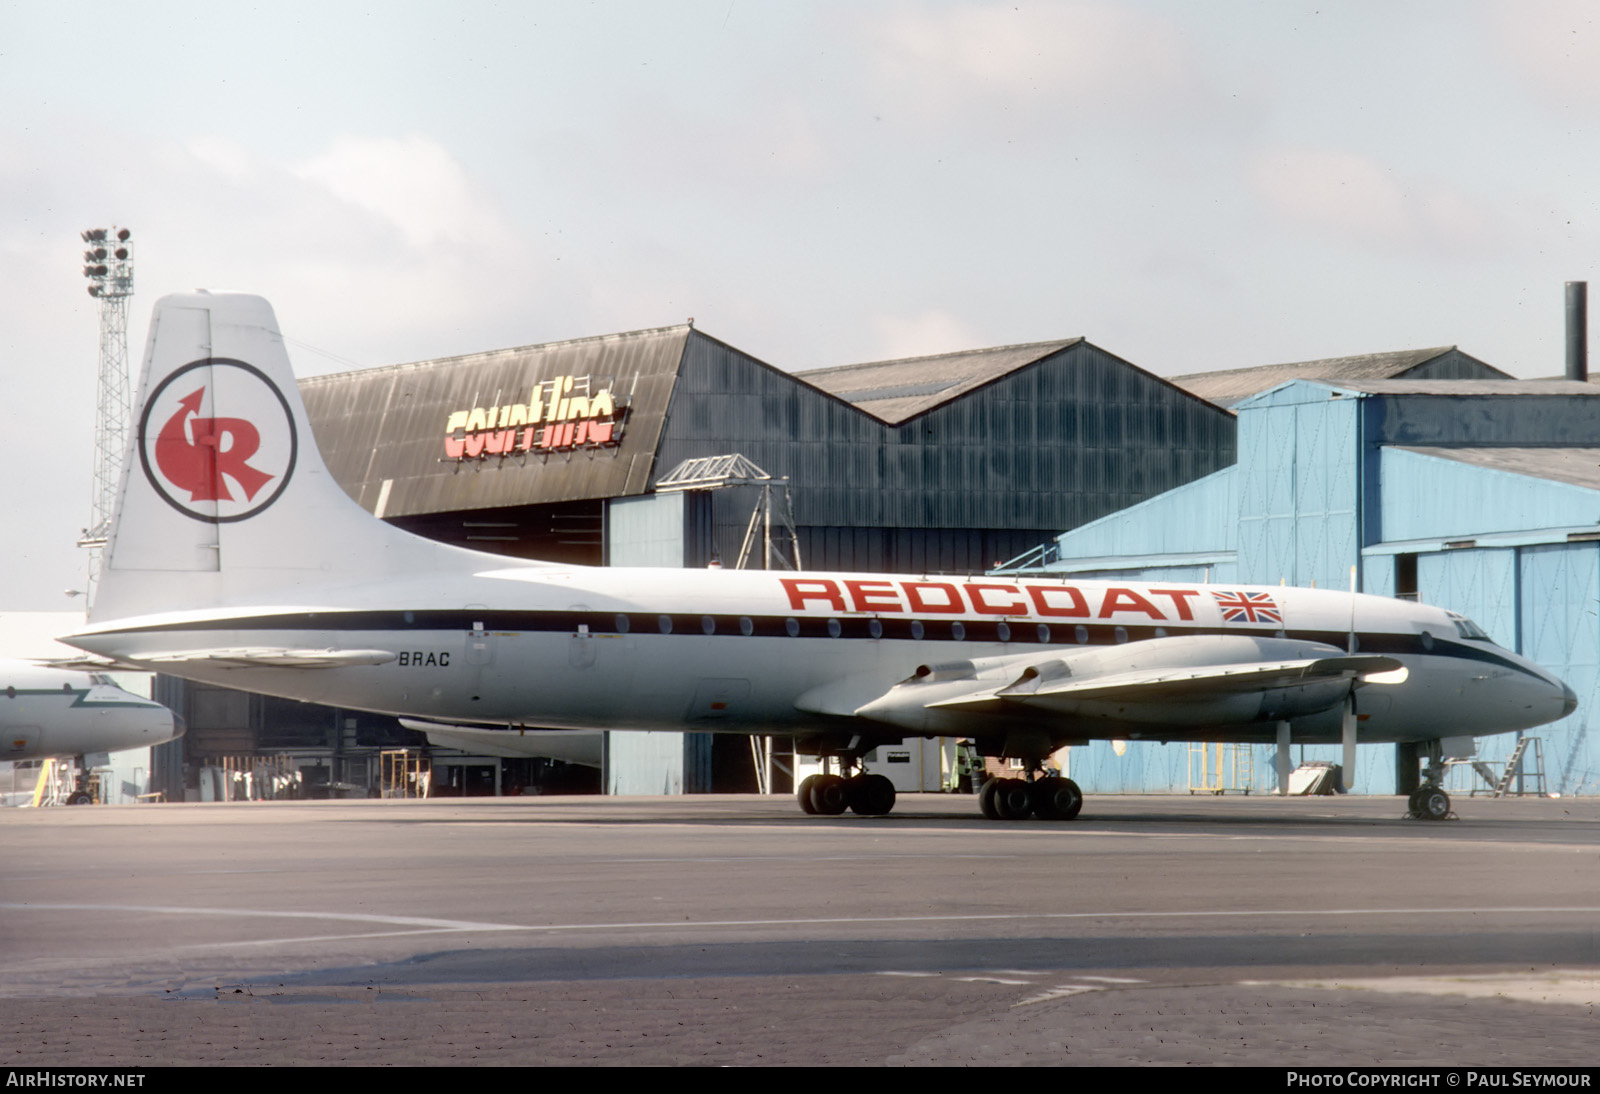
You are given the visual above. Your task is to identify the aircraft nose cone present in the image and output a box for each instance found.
[1561,681,1578,719]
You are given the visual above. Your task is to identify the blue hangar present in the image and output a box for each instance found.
[1002,370,1600,798]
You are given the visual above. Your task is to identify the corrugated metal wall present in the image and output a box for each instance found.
[1007,380,1600,796]
[1519,544,1599,795]
[657,334,1235,574]
[1380,448,1600,542]
[1235,387,1359,591]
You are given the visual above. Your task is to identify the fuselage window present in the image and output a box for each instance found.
[868,619,883,639]
[1075,625,1089,644]
[658,615,673,635]
[996,622,1011,642]
[785,618,800,637]
[701,616,716,635]
[614,614,631,634]
[1036,624,1051,643]
[740,617,754,636]
[951,622,966,641]
[4,686,12,699]
[910,620,925,640]
[827,619,842,638]
[1420,630,1435,651]
[1114,627,1128,644]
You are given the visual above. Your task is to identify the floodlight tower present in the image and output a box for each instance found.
[78,226,134,605]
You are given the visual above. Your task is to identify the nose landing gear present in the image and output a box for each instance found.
[1406,741,1454,821]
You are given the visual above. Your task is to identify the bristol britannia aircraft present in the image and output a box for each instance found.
[1,658,180,803]
[62,292,1576,821]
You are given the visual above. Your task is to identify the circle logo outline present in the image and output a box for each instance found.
[137,357,299,524]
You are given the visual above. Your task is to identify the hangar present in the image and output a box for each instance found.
[143,323,1236,800]
[295,325,1233,574]
[1001,372,1600,798]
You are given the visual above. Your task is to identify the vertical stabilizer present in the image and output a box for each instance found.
[92,291,466,621]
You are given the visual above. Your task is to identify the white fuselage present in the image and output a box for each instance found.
[0,660,181,762]
[65,566,1574,748]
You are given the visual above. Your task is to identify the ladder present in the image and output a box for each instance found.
[1492,736,1545,797]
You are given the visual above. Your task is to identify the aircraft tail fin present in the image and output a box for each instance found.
[91,291,476,621]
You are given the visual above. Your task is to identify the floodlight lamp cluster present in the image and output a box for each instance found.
[80,226,133,298]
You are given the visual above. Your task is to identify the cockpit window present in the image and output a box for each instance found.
[1446,612,1495,643]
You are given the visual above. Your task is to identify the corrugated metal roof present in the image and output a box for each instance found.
[1172,347,1510,405]
[1391,445,1600,491]
[797,338,1082,424]
[1319,379,1600,396]
[299,326,690,518]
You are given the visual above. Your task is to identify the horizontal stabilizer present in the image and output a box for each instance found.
[40,657,133,672]
[138,647,397,670]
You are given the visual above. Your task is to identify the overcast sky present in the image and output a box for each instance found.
[4,0,1600,613]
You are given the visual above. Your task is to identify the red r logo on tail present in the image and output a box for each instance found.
[138,358,298,524]
[155,388,276,502]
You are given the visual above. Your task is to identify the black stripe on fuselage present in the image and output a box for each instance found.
[86,609,1547,682]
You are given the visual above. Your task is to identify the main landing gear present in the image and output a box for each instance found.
[1406,740,1453,822]
[796,763,897,817]
[978,769,1084,822]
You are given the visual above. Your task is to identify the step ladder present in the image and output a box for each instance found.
[1491,736,1546,797]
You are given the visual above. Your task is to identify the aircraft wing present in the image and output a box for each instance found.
[928,653,1404,711]
[136,648,398,670]
[846,635,1407,734]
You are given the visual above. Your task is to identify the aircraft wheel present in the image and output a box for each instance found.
[65,791,93,806]
[796,774,819,815]
[978,778,1002,819]
[992,778,1034,821]
[1031,776,1083,821]
[809,773,849,816]
[1418,787,1451,821]
[848,774,896,816]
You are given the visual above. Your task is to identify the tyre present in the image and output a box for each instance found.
[796,774,819,815]
[1031,776,1083,821]
[848,773,896,816]
[992,778,1033,821]
[1419,787,1451,821]
[978,778,1002,819]
[809,773,849,815]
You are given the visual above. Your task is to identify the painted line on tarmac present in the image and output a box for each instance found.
[0,903,519,933]
[9,901,1600,952]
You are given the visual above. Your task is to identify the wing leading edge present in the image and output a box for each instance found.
[838,634,1405,735]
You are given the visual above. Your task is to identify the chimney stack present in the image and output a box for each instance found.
[1566,281,1588,382]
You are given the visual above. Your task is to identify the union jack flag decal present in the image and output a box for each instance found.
[1212,590,1282,624]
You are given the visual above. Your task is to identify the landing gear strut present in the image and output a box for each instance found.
[795,757,897,817]
[977,763,1083,822]
[64,758,95,806]
[1406,741,1453,821]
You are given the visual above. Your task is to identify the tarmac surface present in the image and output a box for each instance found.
[1,791,1597,1066]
